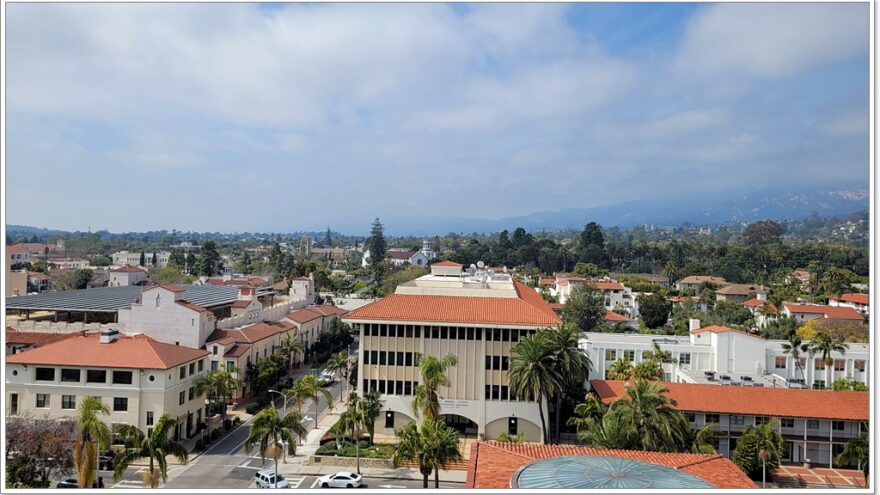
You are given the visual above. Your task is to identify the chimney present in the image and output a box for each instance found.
[688,319,701,332]
[100,328,119,344]
[239,286,254,301]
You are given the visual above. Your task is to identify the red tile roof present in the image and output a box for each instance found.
[592,281,625,291]
[208,321,292,345]
[591,380,868,421]
[466,441,756,489]
[230,300,253,309]
[690,325,764,340]
[784,304,864,321]
[224,343,251,358]
[5,328,80,347]
[432,260,462,267]
[538,277,555,286]
[209,336,236,346]
[144,283,185,293]
[6,245,29,254]
[307,305,348,317]
[345,279,560,327]
[5,333,208,369]
[286,308,323,324]
[176,300,212,314]
[604,311,630,322]
[27,271,49,280]
[386,250,417,260]
[110,266,146,273]
[716,284,765,296]
[829,293,869,305]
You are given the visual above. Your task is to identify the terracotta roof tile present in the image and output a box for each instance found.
[467,441,756,489]
[386,250,417,260]
[307,305,348,317]
[716,284,765,295]
[432,260,462,267]
[6,245,29,254]
[784,304,864,320]
[144,283,185,293]
[224,343,251,358]
[176,300,212,314]
[591,380,868,421]
[677,275,727,285]
[285,308,323,324]
[5,328,80,347]
[5,333,208,369]
[604,311,630,322]
[230,300,253,309]
[110,266,147,273]
[208,321,291,345]
[345,279,560,327]
[829,293,869,305]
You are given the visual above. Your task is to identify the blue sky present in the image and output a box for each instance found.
[5,3,869,234]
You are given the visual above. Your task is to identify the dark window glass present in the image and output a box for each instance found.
[60,368,81,382]
[485,385,491,400]
[379,380,386,394]
[179,367,186,379]
[87,370,107,383]
[405,326,413,338]
[476,328,482,340]
[198,360,204,372]
[404,382,412,395]
[113,397,128,411]
[385,411,394,428]
[440,327,448,339]
[188,387,194,400]
[396,381,404,395]
[35,367,55,381]
[113,371,133,384]
[485,356,493,369]
[500,385,509,400]
[467,328,474,341]
[62,395,76,409]
[379,352,387,365]
[147,411,154,426]
[36,394,49,408]
[493,356,501,370]
[397,352,404,366]
[189,363,195,375]
[502,329,510,341]
[511,330,519,342]
[380,325,387,337]
[371,351,378,364]
[405,353,413,366]
[501,356,509,371]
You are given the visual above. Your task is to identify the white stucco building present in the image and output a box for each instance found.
[109,265,148,287]
[112,250,171,268]
[117,285,216,349]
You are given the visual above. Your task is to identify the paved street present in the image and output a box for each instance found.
[164,374,345,489]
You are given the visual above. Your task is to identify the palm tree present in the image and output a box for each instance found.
[606,358,634,380]
[689,422,718,454]
[732,419,783,487]
[780,332,809,382]
[576,412,634,450]
[74,396,110,488]
[643,341,674,366]
[410,354,458,421]
[393,419,462,489]
[112,414,188,488]
[195,365,242,419]
[808,332,849,386]
[360,390,385,446]
[605,380,689,452]
[326,350,349,382]
[244,406,307,487]
[566,393,607,432]
[543,324,592,444]
[296,375,333,429]
[339,393,367,474]
[835,431,869,486]
[508,332,560,444]
[278,335,304,368]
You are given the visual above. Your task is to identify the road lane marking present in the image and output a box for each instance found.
[310,478,321,489]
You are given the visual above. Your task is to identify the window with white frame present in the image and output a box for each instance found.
[780,418,795,428]
[679,353,691,366]
[730,415,746,426]
[775,356,786,369]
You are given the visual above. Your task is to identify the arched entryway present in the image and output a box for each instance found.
[439,414,479,437]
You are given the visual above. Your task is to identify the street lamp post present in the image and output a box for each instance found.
[268,389,290,463]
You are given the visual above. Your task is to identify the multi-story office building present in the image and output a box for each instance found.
[344,261,560,442]
[592,380,868,469]
[111,250,171,268]
[6,329,210,441]
[582,320,868,390]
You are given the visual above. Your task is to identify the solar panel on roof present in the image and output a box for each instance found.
[5,285,241,312]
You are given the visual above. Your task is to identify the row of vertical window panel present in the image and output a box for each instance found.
[775,357,866,372]
[363,351,417,367]
[602,349,636,362]
[485,385,522,401]
[35,367,134,384]
[485,355,510,371]
[34,394,127,411]
[179,387,196,405]
[365,379,418,396]
[363,324,535,342]
[180,360,204,378]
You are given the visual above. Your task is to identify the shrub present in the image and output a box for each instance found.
[223,419,232,431]
[233,417,242,425]
[245,403,261,415]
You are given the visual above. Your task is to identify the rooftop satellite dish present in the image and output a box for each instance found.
[477,261,485,269]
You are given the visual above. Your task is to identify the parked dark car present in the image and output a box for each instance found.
[99,455,114,470]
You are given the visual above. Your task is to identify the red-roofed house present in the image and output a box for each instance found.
[827,293,869,316]
[345,262,561,442]
[206,321,294,400]
[782,304,865,323]
[466,441,756,489]
[592,380,868,469]
[6,330,210,440]
[555,276,639,318]
[118,285,216,349]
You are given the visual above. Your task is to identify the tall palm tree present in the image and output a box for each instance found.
[835,431,869,486]
[643,341,674,366]
[732,419,783,487]
[393,419,462,489]
[566,393,607,432]
[543,324,592,444]
[195,365,242,419]
[605,380,689,452]
[74,396,110,488]
[339,393,367,474]
[780,332,809,383]
[508,332,560,444]
[410,354,458,421]
[360,390,385,446]
[112,414,188,488]
[606,358,634,380]
[278,335,305,368]
[296,375,333,428]
[326,350,349,382]
[576,411,634,450]
[244,406,307,487]
[808,332,849,386]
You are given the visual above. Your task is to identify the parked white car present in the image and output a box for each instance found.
[318,471,363,488]
[319,369,335,383]
[254,469,290,488]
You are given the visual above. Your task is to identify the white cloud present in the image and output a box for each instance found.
[676,3,868,78]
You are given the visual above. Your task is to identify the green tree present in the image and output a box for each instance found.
[508,332,560,444]
[689,422,718,454]
[411,354,458,421]
[325,350,349,382]
[780,333,809,383]
[562,284,606,332]
[571,262,606,278]
[56,269,93,291]
[112,414,188,488]
[835,431,869,485]
[732,419,784,485]
[393,419,462,489]
[606,358,634,380]
[278,335,305,368]
[195,240,221,276]
[743,220,783,245]
[244,407,307,486]
[74,396,111,488]
[168,249,186,270]
[543,324,592,444]
[139,251,146,267]
[831,376,869,391]
[566,393,607,432]
[195,365,242,418]
[294,375,333,427]
[360,390,385,446]
[339,393,368,474]
[604,380,690,452]
[639,294,672,329]
[808,332,849,386]
[366,218,387,266]
[237,251,253,275]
